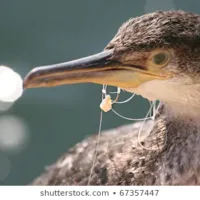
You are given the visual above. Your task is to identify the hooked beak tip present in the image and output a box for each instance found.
[23,50,116,89]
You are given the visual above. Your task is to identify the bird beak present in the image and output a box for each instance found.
[23,49,170,89]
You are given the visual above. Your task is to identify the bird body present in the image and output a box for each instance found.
[24,10,200,185]
[31,104,200,185]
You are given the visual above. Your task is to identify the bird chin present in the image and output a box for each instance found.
[122,78,176,102]
[123,85,159,101]
[124,78,200,117]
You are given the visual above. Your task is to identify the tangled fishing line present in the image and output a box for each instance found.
[87,85,161,185]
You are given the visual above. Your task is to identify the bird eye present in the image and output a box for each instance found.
[152,52,169,66]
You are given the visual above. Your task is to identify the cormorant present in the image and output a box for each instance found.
[24,10,200,185]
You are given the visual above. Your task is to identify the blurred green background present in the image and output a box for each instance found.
[0,0,199,185]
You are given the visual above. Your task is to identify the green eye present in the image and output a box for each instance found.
[152,52,169,65]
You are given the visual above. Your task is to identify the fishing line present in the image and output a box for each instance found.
[87,85,105,185]
[88,86,162,184]
[137,102,155,150]
[115,93,135,104]
[137,100,166,151]
[111,108,153,121]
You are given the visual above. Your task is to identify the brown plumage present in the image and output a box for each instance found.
[25,10,200,185]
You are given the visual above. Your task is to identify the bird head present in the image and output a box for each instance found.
[23,11,200,114]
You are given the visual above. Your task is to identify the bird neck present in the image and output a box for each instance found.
[162,101,200,122]
[156,102,200,135]
[150,103,200,184]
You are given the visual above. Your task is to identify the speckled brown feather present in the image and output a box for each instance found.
[31,120,155,185]
[31,104,200,185]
